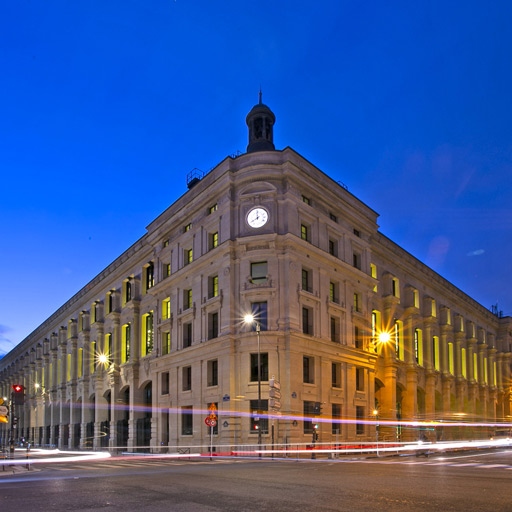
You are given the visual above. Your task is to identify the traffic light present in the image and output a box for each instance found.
[12,384,25,405]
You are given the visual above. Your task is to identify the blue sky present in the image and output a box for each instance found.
[1,0,511,355]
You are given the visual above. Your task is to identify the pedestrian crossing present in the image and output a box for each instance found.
[351,457,512,471]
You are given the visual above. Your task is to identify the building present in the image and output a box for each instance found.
[1,98,511,452]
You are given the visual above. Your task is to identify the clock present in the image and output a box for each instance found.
[247,207,269,228]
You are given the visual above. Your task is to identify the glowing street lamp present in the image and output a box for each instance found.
[244,313,262,454]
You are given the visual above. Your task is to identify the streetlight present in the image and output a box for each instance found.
[373,408,379,456]
[244,313,262,455]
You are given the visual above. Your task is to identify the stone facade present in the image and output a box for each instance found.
[1,99,511,452]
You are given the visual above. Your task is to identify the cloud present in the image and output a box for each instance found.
[467,249,485,256]
[0,324,16,357]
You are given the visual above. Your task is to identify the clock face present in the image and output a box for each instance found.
[247,207,269,228]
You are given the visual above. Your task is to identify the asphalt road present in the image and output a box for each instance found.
[1,450,512,511]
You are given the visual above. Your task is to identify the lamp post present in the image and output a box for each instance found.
[244,314,262,455]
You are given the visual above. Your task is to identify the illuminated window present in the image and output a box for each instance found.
[183,289,193,310]
[209,231,219,250]
[208,275,219,298]
[392,278,400,298]
[66,353,71,382]
[90,341,97,375]
[370,263,378,292]
[461,348,467,378]
[302,195,311,205]
[105,333,112,365]
[209,203,218,214]
[484,357,488,384]
[353,292,361,312]
[414,329,423,366]
[77,348,83,378]
[162,297,171,320]
[329,281,339,303]
[184,223,192,232]
[142,312,154,356]
[124,279,132,304]
[164,263,171,278]
[300,224,309,242]
[122,323,131,363]
[145,262,154,291]
[448,342,454,375]
[185,248,193,266]
[394,320,404,360]
[473,353,478,382]
[161,331,170,355]
[433,336,440,371]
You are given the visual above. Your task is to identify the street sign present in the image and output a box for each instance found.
[0,405,8,415]
[205,417,217,427]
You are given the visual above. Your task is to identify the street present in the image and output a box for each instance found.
[1,450,512,511]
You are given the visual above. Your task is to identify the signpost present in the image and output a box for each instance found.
[205,403,217,460]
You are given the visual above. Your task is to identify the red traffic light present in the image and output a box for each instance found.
[12,384,23,393]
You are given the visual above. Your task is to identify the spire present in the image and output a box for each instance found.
[246,91,276,153]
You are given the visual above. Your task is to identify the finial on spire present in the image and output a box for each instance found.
[258,87,262,104]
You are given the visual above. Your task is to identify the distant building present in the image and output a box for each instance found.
[1,97,511,452]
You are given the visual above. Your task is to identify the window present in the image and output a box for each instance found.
[250,399,269,434]
[207,359,218,387]
[353,228,361,237]
[392,277,400,298]
[354,325,363,349]
[300,223,309,242]
[330,316,340,343]
[356,406,365,435]
[77,348,83,378]
[473,353,478,382]
[162,297,171,320]
[448,342,454,375]
[106,291,114,314]
[301,268,312,292]
[251,261,267,284]
[209,203,218,214]
[250,352,269,382]
[208,275,219,299]
[163,239,169,247]
[161,372,169,395]
[124,280,132,303]
[329,213,337,222]
[104,333,112,365]
[182,366,192,391]
[90,341,97,375]
[328,239,338,257]
[394,320,404,360]
[329,281,339,303]
[184,223,192,232]
[303,356,314,384]
[185,248,193,266]
[332,404,341,435]
[91,302,99,323]
[414,328,423,365]
[181,406,193,435]
[143,312,154,356]
[208,311,219,340]
[356,368,365,391]
[122,323,131,363]
[303,401,316,434]
[302,195,311,205]
[353,252,361,270]
[183,289,193,310]
[162,331,171,355]
[370,263,378,292]
[249,302,268,331]
[145,262,155,291]
[353,292,361,312]
[209,231,219,250]
[332,362,341,388]
[461,348,467,378]
[433,336,440,370]
[164,263,171,278]
[302,307,313,335]
[183,322,192,348]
